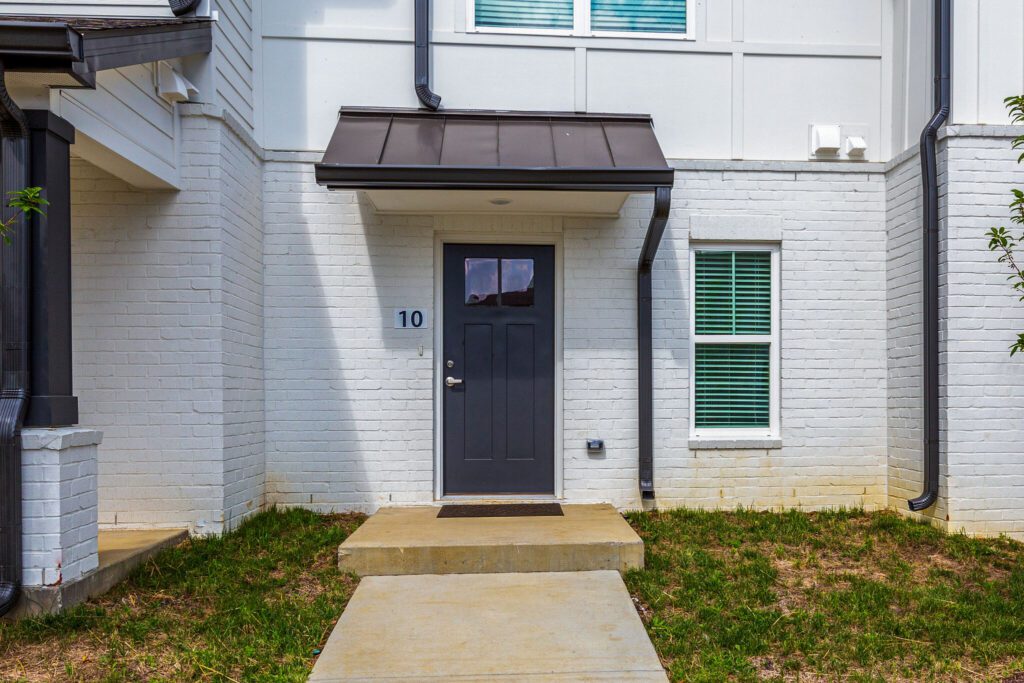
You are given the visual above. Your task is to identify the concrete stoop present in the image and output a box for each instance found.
[309,571,668,682]
[313,504,665,682]
[336,504,644,576]
[7,528,187,619]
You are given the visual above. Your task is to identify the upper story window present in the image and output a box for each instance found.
[471,0,691,39]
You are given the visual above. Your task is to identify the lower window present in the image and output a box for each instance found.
[690,245,779,438]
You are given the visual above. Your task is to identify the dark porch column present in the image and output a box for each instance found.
[24,110,77,427]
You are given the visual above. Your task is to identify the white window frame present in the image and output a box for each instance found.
[466,0,696,41]
[689,243,781,441]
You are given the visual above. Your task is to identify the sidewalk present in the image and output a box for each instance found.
[309,570,667,682]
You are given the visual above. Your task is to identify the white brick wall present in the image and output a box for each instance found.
[262,159,890,512]
[71,110,263,533]
[941,130,1024,537]
[21,429,101,586]
[63,118,1024,536]
[885,149,950,525]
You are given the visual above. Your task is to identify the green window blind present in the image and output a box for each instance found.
[694,344,770,428]
[475,0,574,29]
[695,250,771,335]
[590,0,686,33]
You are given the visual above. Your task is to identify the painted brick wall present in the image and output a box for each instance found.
[942,129,1024,537]
[656,169,889,511]
[217,115,266,528]
[71,111,263,533]
[885,149,950,526]
[21,429,101,587]
[262,158,889,511]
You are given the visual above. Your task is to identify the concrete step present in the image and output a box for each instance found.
[337,504,644,576]
[309,570,667,682]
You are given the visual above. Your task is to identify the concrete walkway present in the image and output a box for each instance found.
[309,570,667,682]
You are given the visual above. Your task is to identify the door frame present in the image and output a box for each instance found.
[433,232,564,500]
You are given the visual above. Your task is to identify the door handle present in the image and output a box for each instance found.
[445,376,464,388]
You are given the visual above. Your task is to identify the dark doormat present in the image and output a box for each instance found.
[437,503,563,518]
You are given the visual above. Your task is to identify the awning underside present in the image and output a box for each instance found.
[315,108,674,192]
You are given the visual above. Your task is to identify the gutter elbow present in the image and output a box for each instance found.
[0,581,18,618]
[908,489,938,512]
[415,83,441,111]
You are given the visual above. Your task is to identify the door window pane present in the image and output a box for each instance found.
[501,258,535,307]
[465,258,499,306]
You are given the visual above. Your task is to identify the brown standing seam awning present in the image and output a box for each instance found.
[315,108,674,192]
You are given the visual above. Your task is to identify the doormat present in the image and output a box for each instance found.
[437,503,563,518]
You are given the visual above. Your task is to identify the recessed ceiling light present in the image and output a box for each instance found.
[489,198,512,206]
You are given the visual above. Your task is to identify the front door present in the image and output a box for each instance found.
[443,244,555,495]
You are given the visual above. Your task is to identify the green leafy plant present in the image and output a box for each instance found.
[2,186,48,244]
[985,95,1024,356]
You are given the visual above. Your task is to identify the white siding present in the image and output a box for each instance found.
[953,0,1024,125]
[256,0,888,161]
[55,64,180,188]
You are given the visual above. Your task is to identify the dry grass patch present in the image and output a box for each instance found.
[1,509,365,683]
[626,508,1024,683]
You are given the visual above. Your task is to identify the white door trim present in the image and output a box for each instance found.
[433,231,565,501]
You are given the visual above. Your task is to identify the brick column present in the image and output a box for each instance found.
[19,428,101,612]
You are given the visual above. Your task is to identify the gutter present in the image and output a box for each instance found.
[414,0,441,110]
[0,60,30,618]
[637,186,672,499]
[909,0,950,512]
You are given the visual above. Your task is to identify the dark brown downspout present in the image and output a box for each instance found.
[0,60,30,618]
[414,0,441,110]
[638,186,672,499]
[909,0,950,512]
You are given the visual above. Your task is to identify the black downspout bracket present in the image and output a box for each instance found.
[637,186,672,500]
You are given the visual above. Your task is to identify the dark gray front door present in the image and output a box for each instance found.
[443,244,555,495]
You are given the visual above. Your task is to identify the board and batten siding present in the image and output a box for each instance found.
[256,0,889,162]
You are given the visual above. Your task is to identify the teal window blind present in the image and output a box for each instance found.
[694,344,770,428]
[591,0,686,33]
[475,0,574,29]
[694,249,773,430]
[695,251,771,335]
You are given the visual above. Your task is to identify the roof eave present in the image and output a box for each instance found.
[0,19,212,86]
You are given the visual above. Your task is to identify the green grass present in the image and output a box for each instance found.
[626,508,1024,682]
[0,508,364,683]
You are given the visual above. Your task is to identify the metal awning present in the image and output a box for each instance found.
[315,108,674,192]
[0,16,212,87]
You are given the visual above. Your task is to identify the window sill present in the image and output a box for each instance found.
[688,438,782,450]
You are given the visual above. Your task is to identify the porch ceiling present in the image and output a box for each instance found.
[315,107,675,194]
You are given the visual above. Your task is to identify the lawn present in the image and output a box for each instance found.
[0,508,365,683]
[626,508,1024,683]
[4,507,1024,682]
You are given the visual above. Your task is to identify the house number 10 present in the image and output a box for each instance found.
[394,309,428,329]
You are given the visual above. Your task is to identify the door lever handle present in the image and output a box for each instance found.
[445,376,464,387]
